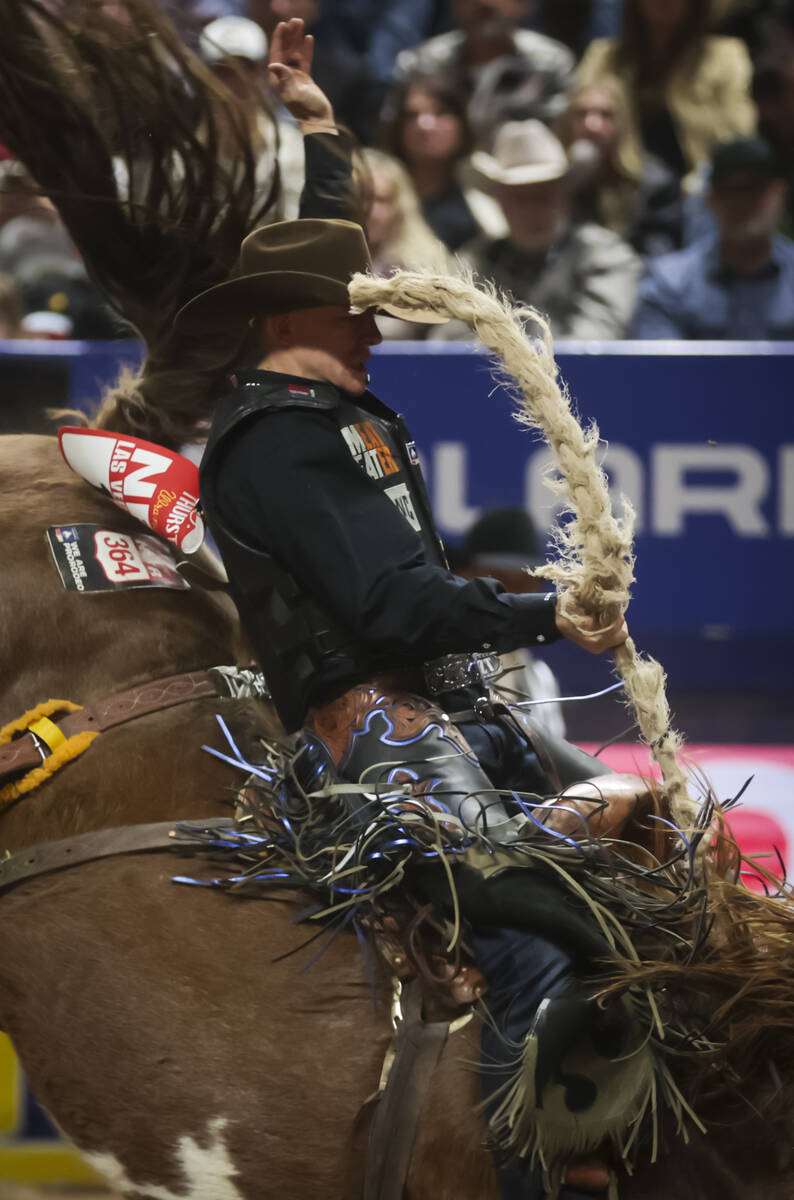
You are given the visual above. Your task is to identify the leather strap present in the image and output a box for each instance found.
[0,670,219,784]
[0,818,231,895]
[363,979,453,1200]
[451,701,565,794]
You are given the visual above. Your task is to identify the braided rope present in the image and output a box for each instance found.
[350,270,697,829]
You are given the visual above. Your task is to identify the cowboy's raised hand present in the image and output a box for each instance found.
[269,17,314,75]
[554,593,628,654]
[268,17,334,126]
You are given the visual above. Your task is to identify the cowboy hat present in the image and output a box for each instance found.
[470,120,569,189]
[173,218,447,333]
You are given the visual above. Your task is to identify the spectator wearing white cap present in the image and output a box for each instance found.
[435,118,640,340]
[199,14,305,218]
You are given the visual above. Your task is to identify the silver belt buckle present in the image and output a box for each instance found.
[423,653,471,695]
[423,652,502,696]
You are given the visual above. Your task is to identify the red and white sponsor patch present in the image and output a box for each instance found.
[59,427,204,554]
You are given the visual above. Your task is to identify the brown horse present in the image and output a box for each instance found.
[0,433,503,1200]
[2,433,794,1200]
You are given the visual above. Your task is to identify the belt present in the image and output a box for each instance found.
[422,652,502,697]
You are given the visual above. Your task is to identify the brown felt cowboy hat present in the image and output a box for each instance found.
[174,218,447,333]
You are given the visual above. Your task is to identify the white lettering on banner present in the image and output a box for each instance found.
[653,445,769,536]
[385,482,422,532]
[122,446,174,501]
[601,445,645,533]
[432,443,481,533]
[428,439,785,538]
[525,445,643,534]
[780,446,794,537]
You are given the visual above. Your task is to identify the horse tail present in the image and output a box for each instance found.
[0,0,278,447]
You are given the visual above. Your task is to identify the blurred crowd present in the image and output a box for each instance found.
[2,0,794,342]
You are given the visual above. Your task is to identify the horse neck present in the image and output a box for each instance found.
[0,433,250,851]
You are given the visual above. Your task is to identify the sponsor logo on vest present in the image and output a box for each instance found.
[385,482,421,532]
[341,421,400,481]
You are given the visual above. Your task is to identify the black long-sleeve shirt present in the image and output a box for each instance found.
[211,391,560,669]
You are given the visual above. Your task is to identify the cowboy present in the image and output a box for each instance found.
[180,218,638,1198]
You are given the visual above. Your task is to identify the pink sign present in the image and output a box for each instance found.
[581,742,794,893]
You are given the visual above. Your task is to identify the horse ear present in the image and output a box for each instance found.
[59,427,203,553]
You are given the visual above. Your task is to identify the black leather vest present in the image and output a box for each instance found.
[199,370,446,732]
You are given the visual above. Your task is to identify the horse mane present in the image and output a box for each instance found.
[0,0,278,448]
[596,804,794,1150]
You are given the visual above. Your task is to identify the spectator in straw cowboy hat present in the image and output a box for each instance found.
[435,117,641,340]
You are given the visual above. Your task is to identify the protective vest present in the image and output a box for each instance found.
[199,369,446,732]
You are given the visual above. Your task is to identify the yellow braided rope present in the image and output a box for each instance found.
[0,700,100,813]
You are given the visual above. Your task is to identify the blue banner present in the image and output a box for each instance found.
[369,341,794,640]
[0,337,791,690]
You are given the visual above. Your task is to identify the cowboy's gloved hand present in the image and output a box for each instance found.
[554,593,628,654]
[268,17,335,128]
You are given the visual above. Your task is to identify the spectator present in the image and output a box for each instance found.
[247,0,386,142]
[630,136,794,338]
[576,0,756,180]
[711,0,794,59]
[0,162,59,231]
[532,0,622,58]
[362,148,454,338]
[309,0,450,84]
[588,0,625,41]
[0,216,124,339]
[753,48,794,235]
[557,75,684,256]
[459,506,566,739]
[199,15,306,219]
[395,0,574,148]
[437,119,640,340]
[379,73,506,250]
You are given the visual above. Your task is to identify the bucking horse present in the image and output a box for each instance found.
[2,2,794,1198]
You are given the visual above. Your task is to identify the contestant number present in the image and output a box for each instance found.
[93,531,148,583]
